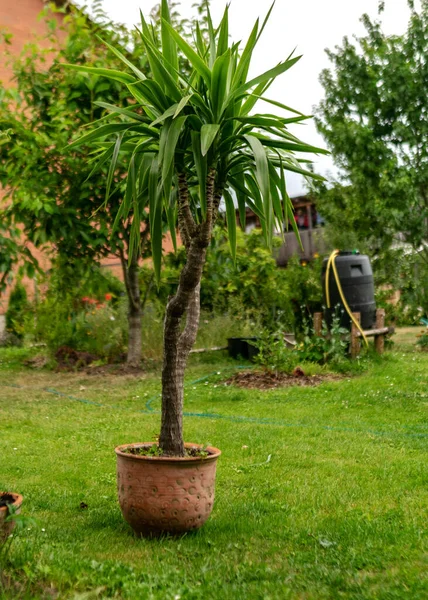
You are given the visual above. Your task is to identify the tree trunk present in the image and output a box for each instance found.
[159,169,220,456]
[160,243,206,455]
[121,253,142,368]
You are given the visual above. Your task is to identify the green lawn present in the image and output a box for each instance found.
[0,329,427,599]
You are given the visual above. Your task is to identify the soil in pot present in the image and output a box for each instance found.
[115,442,221,537]
[0,492,23,542]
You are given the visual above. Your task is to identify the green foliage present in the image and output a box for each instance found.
[316,1,428,266]
[373,248,428,324]
[142,228,324,334]
[24,267,128,360]
[0,214,38,301]
[67,3,325,278]
[201,228,292,329]
[0,1,193,352]
[253,328,297,374]
[201,234,323,333]
[296,312,349,365]
[253,311,350,374]
[27,297,128,361]
[5,282,29,340]
[0,3,141,268]
[416,330,428,349]
[281,255,323,332]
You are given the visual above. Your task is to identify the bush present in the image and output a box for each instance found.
[253,311,350,374]
[281,255,323,333]
[296,312,349,365]
[373,250,428,326]
[23,266,128,361]
[145,227,324,335]
[253,328,298,374]
[416,330,428,350]
[5,281,29,340]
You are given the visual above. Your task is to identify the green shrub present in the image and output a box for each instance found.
[416,330,428,350]
[253,328,298,374]
[145,227,324,334]
[23,266,128,361]
[26,295,128,361]
[296,311,349,365]
[5,281,29,340]
[373,250,428,326]
[281,254,323,333]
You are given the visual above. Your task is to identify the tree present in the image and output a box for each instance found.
[0,2,185,365]
[68,1,325,455]
[316,0,428,266]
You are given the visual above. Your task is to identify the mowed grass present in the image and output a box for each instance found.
[0,329,427,599]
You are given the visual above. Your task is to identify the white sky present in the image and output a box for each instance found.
[76,0,415,195]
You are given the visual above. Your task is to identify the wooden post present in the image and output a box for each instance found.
[351,312,361,359]
[314,312,323,337]
[374,309,386,354]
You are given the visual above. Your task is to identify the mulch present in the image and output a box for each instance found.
[84,363,145,376]
[54,347,145,375]
[225,369,343,390]
[55,346,98,370]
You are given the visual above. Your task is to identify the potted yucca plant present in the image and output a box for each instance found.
[66,1,325,535]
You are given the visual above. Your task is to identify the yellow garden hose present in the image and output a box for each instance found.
[325,250,369,348]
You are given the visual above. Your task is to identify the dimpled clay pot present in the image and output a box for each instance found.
[115,443,221,536]
[0,492,23,542]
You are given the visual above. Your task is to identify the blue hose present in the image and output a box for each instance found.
[1,373,427,439]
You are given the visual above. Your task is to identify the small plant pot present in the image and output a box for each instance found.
[227,337,260,361]
[115,442,221,537]
[0,492,23,542]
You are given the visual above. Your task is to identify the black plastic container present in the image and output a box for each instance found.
[322,252,376,330]
[227,337,259,361]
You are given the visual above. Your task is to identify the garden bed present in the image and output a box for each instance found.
[226,369,343,389]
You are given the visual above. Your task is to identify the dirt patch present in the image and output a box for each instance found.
[54,347,146,375]
[226,369,343,390]
[55,346,98,370]
[84,363,144,376]
[24,354,50,369]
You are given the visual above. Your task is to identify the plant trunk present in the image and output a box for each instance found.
[159,169,220,456]
[121,254,142,368]
[160,243,205,455]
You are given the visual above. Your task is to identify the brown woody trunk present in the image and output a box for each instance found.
[159,170,219,456]
[121,253,142,368]
[160,244,205,455]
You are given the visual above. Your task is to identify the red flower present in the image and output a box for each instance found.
[105,293,112,301]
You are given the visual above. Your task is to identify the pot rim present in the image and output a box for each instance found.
[115,442,221,463]
[0,492,23,514]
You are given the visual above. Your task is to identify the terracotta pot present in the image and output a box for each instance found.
[0,492,23,542]
[115,442,221,536]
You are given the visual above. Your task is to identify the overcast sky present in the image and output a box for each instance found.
[76,0,415,196]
